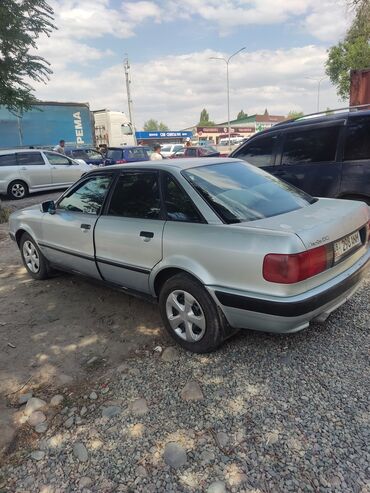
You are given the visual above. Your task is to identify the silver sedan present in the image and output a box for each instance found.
[9,158,370,352]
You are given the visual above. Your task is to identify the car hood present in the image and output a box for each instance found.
[235,198,370,249]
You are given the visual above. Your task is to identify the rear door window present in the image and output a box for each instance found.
[163,173,203,223]
[282,126,340,165]
[0,154,17,166]
[344,116,370,161]
[107,149,123,161]
[126,148,148,160]
[16,152,45,166]
[233,135,277,167]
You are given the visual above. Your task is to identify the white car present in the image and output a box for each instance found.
[0,149,92,199]
[160,144,185,158]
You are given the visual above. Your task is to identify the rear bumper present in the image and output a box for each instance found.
[208,249,370,333]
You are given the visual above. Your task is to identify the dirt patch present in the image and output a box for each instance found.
[0,193,171,454]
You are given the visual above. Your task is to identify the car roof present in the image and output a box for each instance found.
[107,146,146,150]
[89,157,240,172]
[0,148,56,155]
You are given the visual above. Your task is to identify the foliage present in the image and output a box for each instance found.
[0,201,11,224]
[0,0,56,114]
[143,119,169,131]
[198,108,215,126]
[236,110,247,120]
[287,110,304,119]
[325,0,370,100]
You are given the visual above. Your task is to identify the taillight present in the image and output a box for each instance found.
[263,245,333,284]
[115,159,127,164]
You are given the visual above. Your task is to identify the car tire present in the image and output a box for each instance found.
[159,273,226,353]
[8,180,28,200]
[20,233,51,280]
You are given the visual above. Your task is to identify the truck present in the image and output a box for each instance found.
[350,68,370,107]
[0,101,94,148]
[93,109,136,147]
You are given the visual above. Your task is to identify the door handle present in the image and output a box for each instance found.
[81,223,91,230]
[140,231,154,239]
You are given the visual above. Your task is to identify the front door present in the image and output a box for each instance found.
[39,173,113,278]
[94,170,164,293]
[44,151,83,187]
[17,151,52,190]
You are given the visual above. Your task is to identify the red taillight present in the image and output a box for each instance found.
[115,159,127,164]
[263,245,332,284]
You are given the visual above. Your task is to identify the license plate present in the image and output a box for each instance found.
[334,231,361,262]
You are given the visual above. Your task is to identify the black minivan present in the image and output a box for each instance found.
[230,109,370,204]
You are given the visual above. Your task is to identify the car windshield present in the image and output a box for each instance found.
[183,161,315,224]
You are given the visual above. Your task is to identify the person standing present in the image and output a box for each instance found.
[150,143,163,160]
[53,139,66,154]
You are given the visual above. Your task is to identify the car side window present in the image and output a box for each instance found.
[108,172,161,219]
[187,148,197,157]
[234,135,276,167]
[344,116,370,161]
[163,173,203,223]
[44,152,73,166]
[58,175,112,214]
[282,126,340,165]
[0,154,17,166]
[16,152,45,166]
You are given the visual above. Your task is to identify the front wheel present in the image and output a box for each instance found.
[20,233,51,280]
[8,180,28,200]
[159,273,226,353]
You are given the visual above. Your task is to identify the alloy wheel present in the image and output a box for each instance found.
[22,240,40,273]
[11,183,26,198]
[165,290,206,342]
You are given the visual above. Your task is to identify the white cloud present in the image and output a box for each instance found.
[33,46,342,129]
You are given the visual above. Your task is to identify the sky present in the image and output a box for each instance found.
[31,0,354,129]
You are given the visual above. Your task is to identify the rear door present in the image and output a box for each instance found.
[274,123,343,197]
[17,151,52,190]
[40,173,113,278]
[44,151,82,186]
[94,170,164,293]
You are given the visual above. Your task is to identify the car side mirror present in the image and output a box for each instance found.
[41,200,56,214]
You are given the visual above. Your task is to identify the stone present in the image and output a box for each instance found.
[79,477,93,488]
[161,347,179,362]
[130,398,148,416]
[163,442,187,468]
[28,411,46,427]
[101,386,110,394]
[180,381,203,401]
[102,406,121,418]
[64,416,74,428]
[135,465,148,477]
[80,406,88,416]
[207,481,227,493]
[89,392,98,400]
[31,450,45,461]
[50,395,64,407]
[73,442,89,462]
[216,432,229,448]
[24,397,47,416]
[18,392,33,405]
[201,450,215,464]
[35,422,48,433]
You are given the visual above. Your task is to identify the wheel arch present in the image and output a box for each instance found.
[151,262,211,298]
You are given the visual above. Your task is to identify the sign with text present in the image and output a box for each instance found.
[197,126,254,134]
[136,131,193,139]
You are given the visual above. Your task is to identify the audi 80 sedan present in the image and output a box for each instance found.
[9,158,370,353]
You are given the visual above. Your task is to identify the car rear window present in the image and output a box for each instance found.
[107,149,123,160]
[126,148,148,160]
[183,161,314,224]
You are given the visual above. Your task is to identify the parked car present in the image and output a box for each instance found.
[160,144,185,158]
[0,149,91,199]
[103,146,149,165]
[64,147,104,166]
[230,108,370,204]
[172,146,221,158]
[9,158,370,353]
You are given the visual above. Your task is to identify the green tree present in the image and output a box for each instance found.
[326,0,370,100]
[198,108,215,126]
[0,0,56,113]
[237,110,247,120]
[287,110,304,119]
[143,119,169,131]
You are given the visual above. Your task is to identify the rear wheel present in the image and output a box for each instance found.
[8,180,28,200]
[159,273,226,353]
[20,233,51,280]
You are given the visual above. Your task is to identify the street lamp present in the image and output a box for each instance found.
[210,47,246,148]
[305,76,327,113]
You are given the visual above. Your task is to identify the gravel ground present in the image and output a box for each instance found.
[1,275,369,493]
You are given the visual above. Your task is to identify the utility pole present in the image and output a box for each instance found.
[124,56,137,144]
